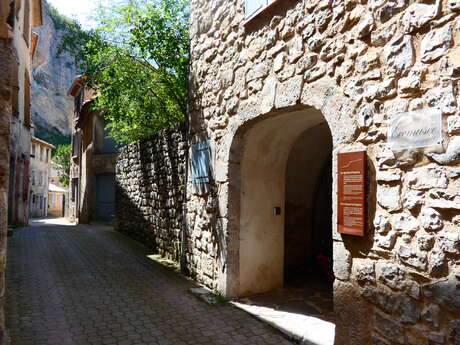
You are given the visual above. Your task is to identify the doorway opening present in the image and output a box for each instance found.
[284,122,333,289]
[234,108,334,324]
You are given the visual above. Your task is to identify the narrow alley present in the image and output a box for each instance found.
[5,220,295,345]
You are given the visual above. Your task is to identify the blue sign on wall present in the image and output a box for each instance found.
[191,141,212,183]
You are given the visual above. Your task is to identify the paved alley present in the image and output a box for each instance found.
[6,220,295,345]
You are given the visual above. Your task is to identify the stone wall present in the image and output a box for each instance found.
[0,1,14,343]
[189,0,460,344]
[116,124,187,263]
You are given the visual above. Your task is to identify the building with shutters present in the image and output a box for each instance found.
[29,136,54,218]
[1,0,42,340]
[8,0,43,226]
[68,77,119,224]
[186,0,460,344]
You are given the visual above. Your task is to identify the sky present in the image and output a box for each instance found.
[46,0,98,28]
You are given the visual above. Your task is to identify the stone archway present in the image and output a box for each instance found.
[217,80,358,299]
[223,104,337,297]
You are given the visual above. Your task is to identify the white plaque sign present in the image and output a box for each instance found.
[388,108,442,150]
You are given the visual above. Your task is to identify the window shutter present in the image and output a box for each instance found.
[245,0,266,19]
[11,61,19,117]
[24,69,31,127]
[23,159,29,201]
[23,0,30,45]
[191,141,211,184]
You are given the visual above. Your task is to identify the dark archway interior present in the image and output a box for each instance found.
[284,122,333,290]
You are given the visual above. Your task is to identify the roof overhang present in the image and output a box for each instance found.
[32,136,56,150]
[67,75,88,97]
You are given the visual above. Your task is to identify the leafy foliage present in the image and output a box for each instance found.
[52,145,71,187]
[61,0,189,143]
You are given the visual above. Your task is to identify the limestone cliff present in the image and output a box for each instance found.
[31,2,79,146]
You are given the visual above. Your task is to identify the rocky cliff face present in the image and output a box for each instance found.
[31,2,78,146]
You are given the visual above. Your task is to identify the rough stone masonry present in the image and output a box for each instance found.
[0,1,14,343]
[116,124,187,263]
[185,0,460,344]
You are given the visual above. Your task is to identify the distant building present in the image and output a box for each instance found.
[68,77,119,223]
[8,0,43,225]
[29,136,54,218]
[48,183,66,218]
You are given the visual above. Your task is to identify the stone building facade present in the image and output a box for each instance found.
[116,125,187,262]
[29,136,54,218]
[0,2,15,343]
[8,0,43,226]
[186,0,460,344]
[1,0,42,342]
[68,79,118,224]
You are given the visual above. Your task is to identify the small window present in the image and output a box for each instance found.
[31,170,35,185]
[191,141,212,184]
[31,144,35,157]
[40,146,44,160]
[72,132,81,157]
[23,0,30,45]
[24,69,31,127]
[71,178,78,202]
[46,148,49,162]
[245,0,277,21]
[39,196,43,209]
[11,61,19,117]
[101,126,118,154]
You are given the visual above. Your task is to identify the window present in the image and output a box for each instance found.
[71,178,78,202]
[72,131,81,157]
[102,126,118,154]
[40,146,44,161]
[31,144,35,157]
[24,69,31,127]
[31,170,35,185]
[23,0,30,45]
[39,171,42,185]
[191,141,212,183]
[39,195,43,209]
[45,148,49,162]
[11,61,19,117]
[32,194,35,204]
[245,0,278,21]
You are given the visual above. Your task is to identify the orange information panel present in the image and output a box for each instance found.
[337,151,367,236]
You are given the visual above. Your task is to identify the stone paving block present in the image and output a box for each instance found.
[5,224,296,345]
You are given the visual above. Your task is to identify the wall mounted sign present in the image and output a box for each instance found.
[338,151,367,237]
[388,107,442,150]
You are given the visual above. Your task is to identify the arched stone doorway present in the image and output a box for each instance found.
[227,106,334,297]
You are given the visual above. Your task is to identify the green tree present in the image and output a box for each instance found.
[62,0,189,143]
[52,145,71,187]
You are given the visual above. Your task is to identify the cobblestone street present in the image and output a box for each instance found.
[6,220,295,345]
